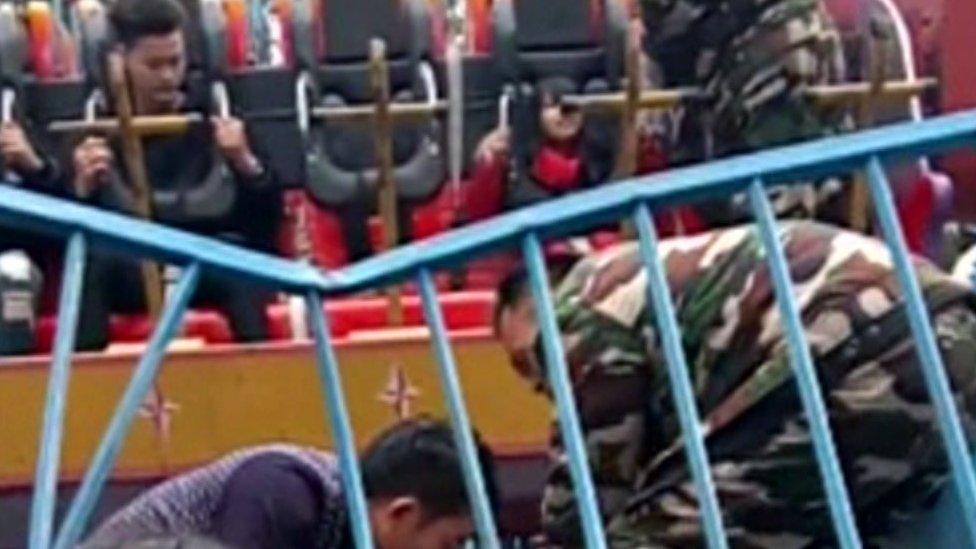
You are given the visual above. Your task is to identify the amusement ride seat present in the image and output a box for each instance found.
[489,0,629,208]
[280,0,448,264]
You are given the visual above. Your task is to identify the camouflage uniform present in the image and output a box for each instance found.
[531,221,976,547]
[642,0,850,222]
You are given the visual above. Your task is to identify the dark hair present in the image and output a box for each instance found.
[360,418,499,518]
[109,0,186,48]
[493,266,530,335]
[509,77,617,194]
[492,254,582,334]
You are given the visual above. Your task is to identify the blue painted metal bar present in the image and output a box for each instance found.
[522,233,607,549]
[0,185,329,294]
[417,268,500,549]
[306,291,374,549]
[334,112,976,292]
[53,263,201,549]
[28,232,87,549]
[746,180,863,549]
[632,204,729,549]
[865,157,976,545]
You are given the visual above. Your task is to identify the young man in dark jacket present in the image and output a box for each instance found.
[71,0,281,350]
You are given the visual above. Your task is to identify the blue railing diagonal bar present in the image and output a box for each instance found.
[306,291,374,549]
[334,112,976,293]
[417,269,501,549]
[522,233,607,549]
[28,232,87,549]
[0,185,329,293]
[865,157,976,545]
[632,204,730,549]
[746,180,863,549]
[53,262,201,549]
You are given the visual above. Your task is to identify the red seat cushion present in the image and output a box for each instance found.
[110,310,234,344]
[35,309,234,353]
[412,182,461,240]
[36,291,496,352]
[269,291,496,340]
[278,188,460,270]
[278,190,350,269]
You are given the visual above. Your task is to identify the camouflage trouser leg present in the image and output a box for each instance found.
[607,304,976,549]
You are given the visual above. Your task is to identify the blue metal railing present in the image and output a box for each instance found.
[12,110,976,548]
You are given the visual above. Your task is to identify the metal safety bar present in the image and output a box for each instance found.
[632,204,729,549]
[866,157,976,542]
[418,269,500,549]
[28,233,86,549]
[306,289,375,549]
[746,181,863,549]
[53,263,201,549]
[12,110,976,548]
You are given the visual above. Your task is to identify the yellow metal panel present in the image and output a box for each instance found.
[0,332,550,487]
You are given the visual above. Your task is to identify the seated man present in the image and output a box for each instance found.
[0,118,63,354]
[72,0,280,350]
[82,418,498,549]
[495,221,976,547]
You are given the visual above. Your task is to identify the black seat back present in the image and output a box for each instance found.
[302,0,446,207]
[493,0,626,89]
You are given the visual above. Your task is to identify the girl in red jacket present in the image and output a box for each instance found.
[465,77,703,236]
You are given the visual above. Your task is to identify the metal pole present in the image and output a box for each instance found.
[631,204,729,549]
[306,290,375,549]
[417,268,500,549]
[53,263,200,549]
[28,232,87,549]
[522,233,607,549]
[369,38,404,326]
[746,179,863,549]
[865,157,976,545]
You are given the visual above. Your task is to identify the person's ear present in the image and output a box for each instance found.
[387,496,423,524]
[371,496,423,548]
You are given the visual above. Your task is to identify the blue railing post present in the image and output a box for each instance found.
[522,233,607,549]
[865,157,976,545]
[632,204,729,549]
[417,268,500,549]
[747,180,863,549]
[306,291,375,549]
[53,263,201,549]
[29,232,87,549]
